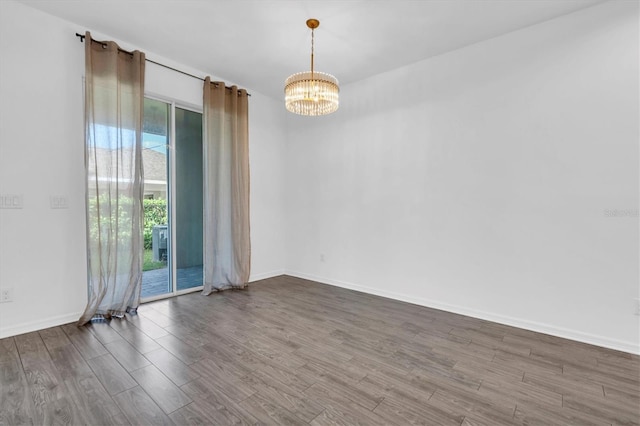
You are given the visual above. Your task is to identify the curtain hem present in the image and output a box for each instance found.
[201,284,248,296]
[77,306,139,327]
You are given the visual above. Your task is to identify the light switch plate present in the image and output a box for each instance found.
[50,195,68,209]
[0,194,23,209]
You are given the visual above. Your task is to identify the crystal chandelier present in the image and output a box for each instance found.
[285,19,339,116]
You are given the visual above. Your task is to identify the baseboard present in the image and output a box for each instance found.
[285,270,640,355]
[3,272,636,355]
[0,271,284,339]
[0,311,83,339]
[249,269,286,283]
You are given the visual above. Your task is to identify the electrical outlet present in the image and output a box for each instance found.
[0,287,13,303]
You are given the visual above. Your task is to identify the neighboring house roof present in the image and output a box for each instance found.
[88,147,167,184]
[142,149,167,182]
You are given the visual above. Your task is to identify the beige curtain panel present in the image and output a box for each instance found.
[79,32,145,325]
[202,77,251,294]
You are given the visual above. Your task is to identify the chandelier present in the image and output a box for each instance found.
[285,19,339,116]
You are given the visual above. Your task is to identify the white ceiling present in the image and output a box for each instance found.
[20,0,605,99]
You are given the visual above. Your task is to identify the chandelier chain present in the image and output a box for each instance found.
[310,28,315,81]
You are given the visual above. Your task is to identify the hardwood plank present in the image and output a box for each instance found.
[138,309,174,328]
[233,330,298,361]
[428,389,516,426]
[460,334,532,357]
[589,357,640,384]
[155,334,205,365]
[373,395,463,426]
[513,402,611,426]
[38,396,79,425]
[522,371,604,398]
[563,362,640,396]
[125,314,170,340]
[190,357,255,402]
[107,412,132,425]
[477,378,563,408]
[169,399,245,425]
[61,373,124,424]
[13,333,72,424]
[13,332,51,368]
[411,362,483,393]
[238,391,304,425]
[130,364,192,414]
[61,324,108,360]
[197,340,255,379]
[180,377,260,423]
[87,322,125,345]
[47,344,94,379]
[199,331,270,371]
[453,356,524,383]
[87,353,137,395]
[0,338,36,426]
[104,339,151,372]
[0,337,19,363]
[45,340,125,424]
[140,299,174,316]
[20,359,76,424]
[505,334,599,367]
[603,384,640,406]
[562,389,640,425]
[304,381,387,425]
[439,340,497,363]
[294,347,363,382]
[108,319,163,354]
[113,386,173,426]
[393,344,458,373]
[143,347,200,386]
[297,361,383,410]
[491,350,563,376]
[357,370,436,407]
[38,326,71,351]
[251,358,317,394]
[330,328,397,360]
[164,324,212,348]
[242,370,324,422]
[346,352,412,379]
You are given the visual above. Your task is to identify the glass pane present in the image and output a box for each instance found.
[175,107,203,291]
[141,98,171,298]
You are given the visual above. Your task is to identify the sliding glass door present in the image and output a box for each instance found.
[175,107,203,292]
[141,99,170,298]
[141,98,203,299]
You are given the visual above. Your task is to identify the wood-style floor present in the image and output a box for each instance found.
[1,275,638,425]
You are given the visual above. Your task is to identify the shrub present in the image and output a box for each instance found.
[86,195,167,251]
[143,199,168,249]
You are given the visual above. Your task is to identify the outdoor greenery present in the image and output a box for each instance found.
[87,195,168,272]
[143,248,166,271]
[143,198,168,249]
[87,194,136,248]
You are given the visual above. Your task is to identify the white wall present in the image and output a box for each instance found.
[0,1,286,338]
[285,1,640,354]
[2,0,638,355]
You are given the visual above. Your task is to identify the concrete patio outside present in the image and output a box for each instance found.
[141,265,203,298]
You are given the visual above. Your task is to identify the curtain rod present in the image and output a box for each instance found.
[75,33,251,96]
